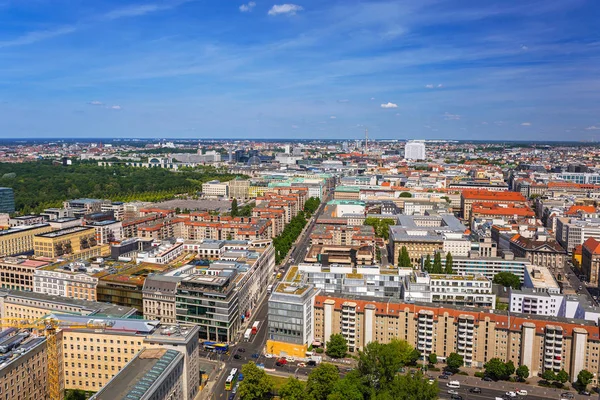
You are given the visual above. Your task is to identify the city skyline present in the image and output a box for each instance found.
[1,0,599,140]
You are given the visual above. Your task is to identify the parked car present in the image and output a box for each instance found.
[516,390,527,396]
[233,354,241,360]
[448,390,459,395]
[237,348,246,353]
[505,391,517,398]
[264,354,273,359]
[427,379,435,385]
[275,361,284,367]
[228,394,235,400]
[482,376,494,382]
[307,360,317,366]
[469,387,482,393]
[251,353,259,359]
[438,374,449,379]
[579,390,591,396]
[277,358,288,365]
[561,393,574,399]
[450,395,463,400]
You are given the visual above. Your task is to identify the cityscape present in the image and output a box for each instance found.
[2,1,600,400]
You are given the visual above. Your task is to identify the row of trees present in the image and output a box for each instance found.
[239,339,437,400]
[273,212,308,264]
[0,160,241,214]
[363,217,396,240]
[423,252,454,274]
[304,197,321,216]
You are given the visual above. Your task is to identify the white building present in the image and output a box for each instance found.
[137,242,184,264]
[556,217,600,253]
[33,266,98,301]
[523,264,560,294]
[404,272,496,308]
[86,220,123,244]
[404,141,426,160]
[510,288,563,316]
[201,180,229,198]
[442,234,471,257]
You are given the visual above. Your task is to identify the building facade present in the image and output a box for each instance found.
[0,187,15,214]
[0,224,52,257]
[33,269,98,301]
[33,226,109,259]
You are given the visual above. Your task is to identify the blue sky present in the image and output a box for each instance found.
[0,0,599,141]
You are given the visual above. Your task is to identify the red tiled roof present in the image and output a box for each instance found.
[462,190,526,202]
[565,205,597,216]
[583,237,600,255]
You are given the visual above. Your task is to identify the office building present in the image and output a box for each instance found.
[201,180,229,198]
[63,198,109,213]
[0,224,53,257]
[440,251,531,282]
[86,220,123,244]
[509,233,567,273]
[33,264,98,301]
[582,237,600,286]
[0,188,15,214]
[0,331,48,400]
[0,257,49,291]
[404,141,426,160]
[557,218,600,254]
[509,288,564,316]
[404,272,496,308]
[33,226,109,260]
[143,274,181,324]
[8,215,45,227]
[460,190,527,220]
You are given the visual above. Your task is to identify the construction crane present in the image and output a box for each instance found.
[0,317,112,400]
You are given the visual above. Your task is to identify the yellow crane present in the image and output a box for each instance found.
[0,317,112,400]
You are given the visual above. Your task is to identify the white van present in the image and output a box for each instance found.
[446,381,460,389]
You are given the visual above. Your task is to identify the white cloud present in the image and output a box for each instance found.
[268,4,303,16]
[330,116,336,119]
[443,112,460,120]
[104,4,163,19]
[481,121,488,125]
[381,102,398,109]
[88,100,104,106]
[395,113,400,116]
[521,122,531,126]
[437,84,443,88]
[521,44,529,50]
[585,125,600,130]
[425,84,443,89]
[425,84,434,89]
[239,2,256,12]
[370,97,375,100]
[110,105,122,110]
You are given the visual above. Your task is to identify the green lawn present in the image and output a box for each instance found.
[269,374,291,391]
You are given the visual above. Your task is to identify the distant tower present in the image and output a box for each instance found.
[364,128,369,154]
[228,144,233,163]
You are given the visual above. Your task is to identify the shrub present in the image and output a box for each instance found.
[474,372,485,378]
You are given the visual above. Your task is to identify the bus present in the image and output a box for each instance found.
[244,328,252,340]
[203,342,229,354]
[225,368,239,390]
[251,321,260,335]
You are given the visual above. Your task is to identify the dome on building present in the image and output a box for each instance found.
[248,156,261,166]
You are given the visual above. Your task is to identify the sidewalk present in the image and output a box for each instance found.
[197,359,226,400]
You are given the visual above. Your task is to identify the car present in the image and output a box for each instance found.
[561,393,574,399]
[298,362,306,367]
[237,348,246,353]
[516,390,527,396]
[256,363,265,369]
[443,371,454,376]
[307,360,317,366]
[450,395,463,400]
[251,353,259,359]
[448,390,459,395]
[277,358,287,365]
[344,368,353,372]
[232,385,239,394]
[579,390,591,396]
[264,353,273,358]
[286,357,295,362]
[469,387,482,393]
[234,354,242,359]
[438,374,449,379]
[505,392,517,398]
[427,379,435,385]
[482,376,494,382]
[275,361,283,367]
[228,394,235,400]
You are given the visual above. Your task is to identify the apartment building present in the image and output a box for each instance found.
[0,223,52,257]
[142,274,181,323]
[582,237,600,286]
[470,202,535,223]
[404,273,496,308]
[33,226,109,260]
[461,190,527,220]
[86,220,123,244]
[33,266,98,301]
[136,242,184,264]
[510,288,564,316]
[313,294,600,383]
[0,257,49,291]
[310,225,376,247]
[389,215,466,267]
[100,201,125,221]
[440,251,531,282]
[121,213,165,238]
[0,332,48,400]
[8,215,45,227]
[229,178,250,199]
[63,198,109,213]
[181,213,271,241]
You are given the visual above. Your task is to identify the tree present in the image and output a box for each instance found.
[279,377,308,400]
[327,370,365,400]
[541,369,556,382]
[398,246,412,268]
[423,254,432,273]
[231,198,239,217]
[493,272,521,290]
[556,369,569,384]
[432,252,443,274]
[399,192,412,198]
[515,365,529,381]
[65,390,86,400]
[375,372,438,400]
[444,252,454,274]
[238,362,274,400]
[364,217,396,240]
[304,197,321,215]
[446,353,463,373]
[484,358,514,381]
[505,360,515,377]
[358,339,416,390]
[307,363,340,400]
[326,334,348,359]
[576,369,594,389]
[428,353,437,365]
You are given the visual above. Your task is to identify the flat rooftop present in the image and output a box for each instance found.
[0,223,50,237]
[35,225,93,238]
[92,348,182,400]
